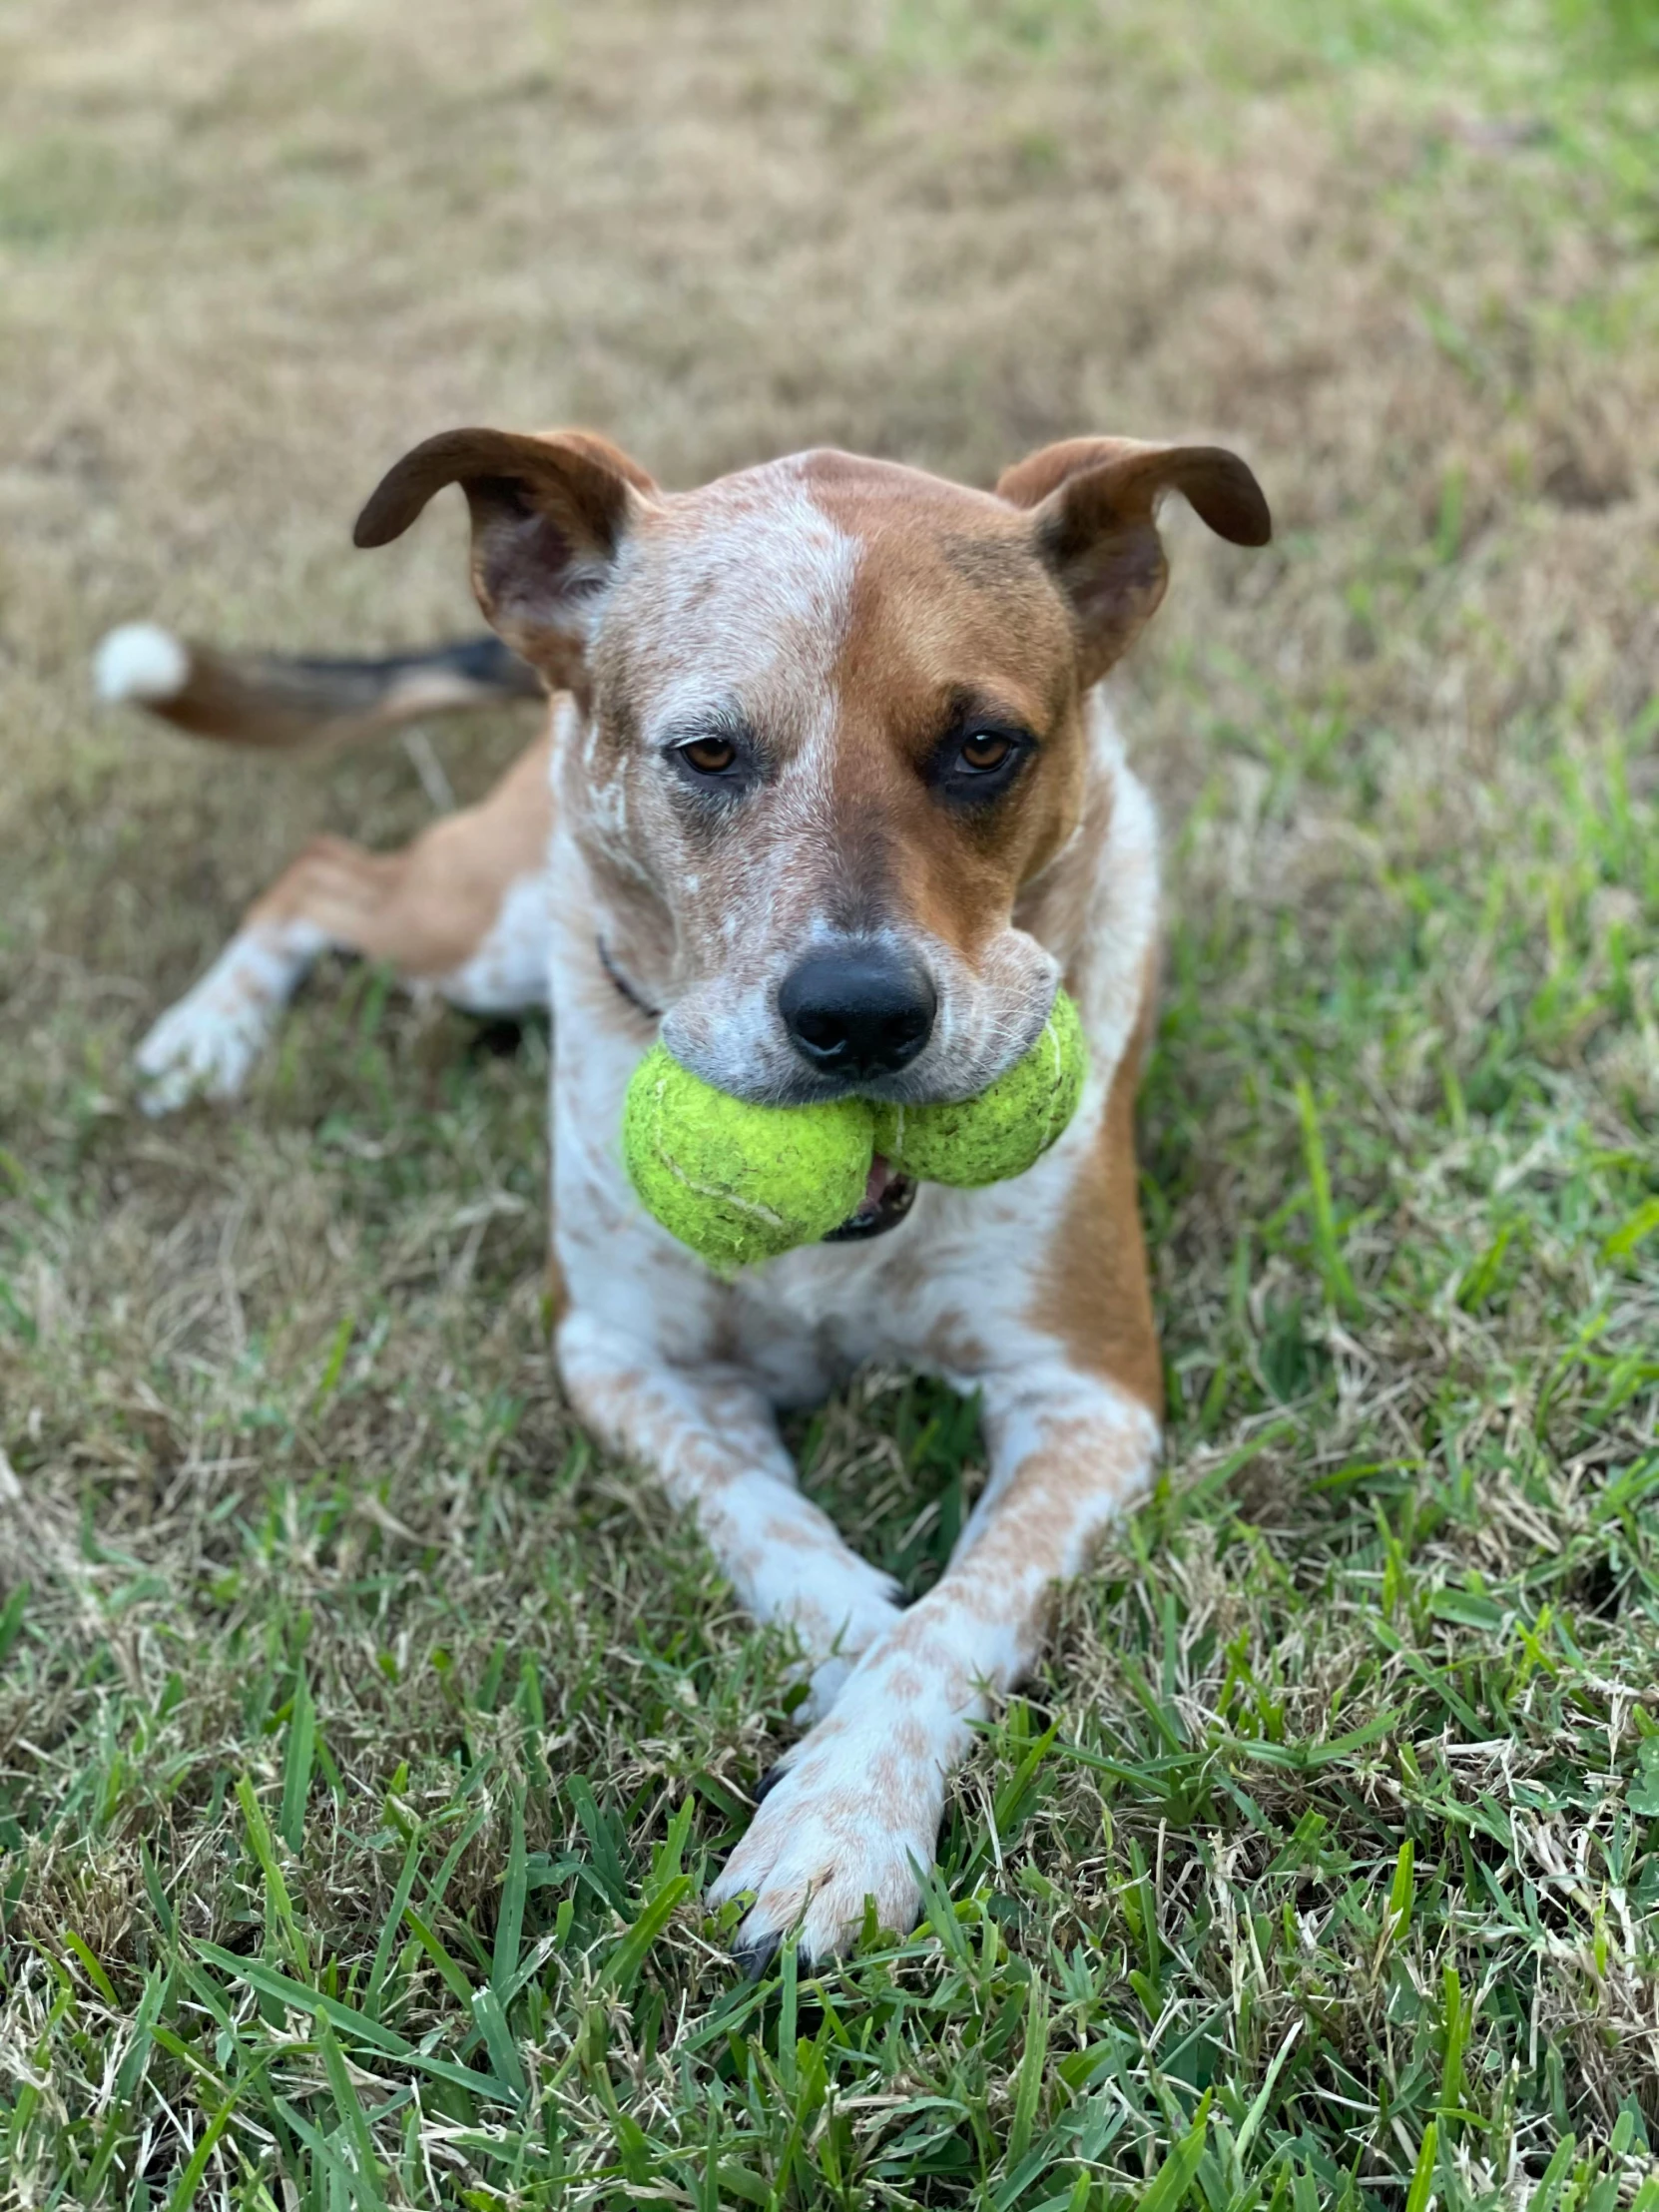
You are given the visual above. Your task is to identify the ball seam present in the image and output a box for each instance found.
[647,1066,792,1237]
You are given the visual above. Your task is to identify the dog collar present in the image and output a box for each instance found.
[597,935,661,1021]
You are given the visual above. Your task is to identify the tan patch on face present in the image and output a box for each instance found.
[1028,950,1164,1414]
[1014,753,1115,959]
[806,456,1087,958]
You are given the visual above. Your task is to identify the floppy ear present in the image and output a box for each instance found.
[997,437,1270,686]
[353,428,658,689]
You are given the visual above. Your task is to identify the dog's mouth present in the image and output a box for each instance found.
[823,1154,917,1244]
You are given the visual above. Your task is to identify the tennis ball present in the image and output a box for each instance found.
[624,1044,876,1271]
[871,989,1087,1188]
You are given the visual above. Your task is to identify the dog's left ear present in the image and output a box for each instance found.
[997,438,1270,686]
[353,427,658,691]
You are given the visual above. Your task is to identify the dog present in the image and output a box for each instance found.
[98,428,1269,1964]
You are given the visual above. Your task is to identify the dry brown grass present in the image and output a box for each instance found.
[3,2,1659,2205]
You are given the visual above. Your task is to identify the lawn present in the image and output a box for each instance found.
[3,0,1659,2205]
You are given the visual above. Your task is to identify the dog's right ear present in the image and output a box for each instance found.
[354,428,657,690]
[997,437,1269,687]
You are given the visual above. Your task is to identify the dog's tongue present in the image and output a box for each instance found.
[825,1151,916,1244]
[861,1154,898,1212]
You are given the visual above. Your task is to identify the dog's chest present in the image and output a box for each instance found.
[721,1140,1086,1394]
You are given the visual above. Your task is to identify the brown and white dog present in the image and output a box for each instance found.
[98,429,1269,1965]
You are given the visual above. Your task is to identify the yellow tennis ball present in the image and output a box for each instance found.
[623,1045,876,1271]
[871,989,1087,1188]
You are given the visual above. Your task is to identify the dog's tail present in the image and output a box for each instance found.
[93,623,543,750]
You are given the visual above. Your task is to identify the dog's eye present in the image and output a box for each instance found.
[677,736,739,777]
[956,731,1015,774]
[929,719,1033,807]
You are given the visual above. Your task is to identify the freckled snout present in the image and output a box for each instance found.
[779,945,936,1083]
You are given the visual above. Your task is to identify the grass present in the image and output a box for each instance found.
[3,0,1659,2204]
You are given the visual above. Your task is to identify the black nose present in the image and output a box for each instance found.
[779,947,937,1080]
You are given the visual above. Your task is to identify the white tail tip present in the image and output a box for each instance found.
[95,622,191,704]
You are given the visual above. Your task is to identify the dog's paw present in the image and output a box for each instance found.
[132,925,320,1115]
[134,990,271,1113]
[708,1692,948,1962]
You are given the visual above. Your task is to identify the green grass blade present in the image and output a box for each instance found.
[194,1941,517,2105]
[1531,2134,1577,2212]
[1385,1839,1415,1952]
[1403,2120,1438,2212]
[366,1833,422,2014]
[163,2088,238,2212]
[1007,1969,1049,2166]
[490,1786,527,2001]
[318,2023,390,2211]
[401,1904,477,2007]
[599,1873,694,1996]
[1294,1078,1361,1318]
[63,1929,118,2005]
[1141,2094,1210,2212]
[279,1665,316,1854]
[1236,2019,1302,2159]
[0,1583,29,1667]
[470,1986,528,2104]
[237,1773,310,1978]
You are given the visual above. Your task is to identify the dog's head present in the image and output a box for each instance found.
[356,429,1268,1105]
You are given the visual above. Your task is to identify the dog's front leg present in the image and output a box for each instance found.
[557,1311,906,1718]
[708,1365,1159,1964]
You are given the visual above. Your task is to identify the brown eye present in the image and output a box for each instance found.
[679,736,738,776]
[958,731,1014,773]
